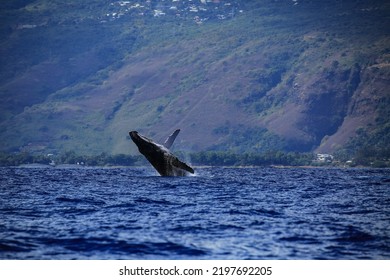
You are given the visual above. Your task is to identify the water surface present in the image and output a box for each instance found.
[0,166,389,259]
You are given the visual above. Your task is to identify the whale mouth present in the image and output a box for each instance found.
[129,131,157,150]
[129,131,139,140]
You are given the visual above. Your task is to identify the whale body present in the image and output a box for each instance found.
[129,129,194,176]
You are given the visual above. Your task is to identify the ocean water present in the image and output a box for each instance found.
[0,166,389,260]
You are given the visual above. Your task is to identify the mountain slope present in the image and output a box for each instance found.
[0,0,389,156]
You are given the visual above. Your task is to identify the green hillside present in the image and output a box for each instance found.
[0,0,389,161]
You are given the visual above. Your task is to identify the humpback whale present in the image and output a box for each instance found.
[129,129,194,176]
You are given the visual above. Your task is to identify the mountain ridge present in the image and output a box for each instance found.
[0,0,389,157]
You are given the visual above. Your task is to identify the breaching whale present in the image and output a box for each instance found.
[129,129,194,176]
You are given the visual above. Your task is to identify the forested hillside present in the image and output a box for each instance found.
[0,0,389,163]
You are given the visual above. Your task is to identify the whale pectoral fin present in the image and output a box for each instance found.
[164,129,180,149]
[172,157,194,174]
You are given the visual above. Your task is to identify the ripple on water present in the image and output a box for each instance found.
[0,166,389,259]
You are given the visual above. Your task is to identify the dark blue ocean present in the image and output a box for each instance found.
[0,166,389,260]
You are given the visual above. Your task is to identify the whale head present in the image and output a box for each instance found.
[129,131,165,155]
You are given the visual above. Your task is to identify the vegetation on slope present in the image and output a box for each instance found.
[0,0,389,164]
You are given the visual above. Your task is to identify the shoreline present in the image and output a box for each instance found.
[6,163,389,169]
